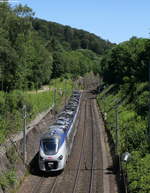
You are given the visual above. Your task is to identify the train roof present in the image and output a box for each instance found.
[41,129,64,140]
[40,128,67,147]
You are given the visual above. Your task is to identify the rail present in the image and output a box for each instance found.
[72,99,87,193]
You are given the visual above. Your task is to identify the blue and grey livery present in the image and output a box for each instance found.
[38,91,81,171]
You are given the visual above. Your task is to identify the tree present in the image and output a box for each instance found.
[52,52,65,78]
[71,39,80,50]
[13,4,34,18]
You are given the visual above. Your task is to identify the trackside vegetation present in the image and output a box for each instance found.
[0,78,73,144]
[97,37,150,193]
[0,169,17,191]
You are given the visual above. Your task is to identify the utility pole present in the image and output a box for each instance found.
[52,88,56,119]
[115,105,120,174]
[65,79,67,106]
[22,105,27,164]
[115,106,119,155]
[115,103,122,176]
[72,79,74,94]
[53,88,56,107]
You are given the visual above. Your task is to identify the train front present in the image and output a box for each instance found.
[39,131,67,172]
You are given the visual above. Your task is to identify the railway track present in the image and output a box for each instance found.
[27,94,84,193]
[89,98,95,193]
[31,177,45,193]
[17,90,117,193]
[72,98,87,193]
[45,91,103,193]
[70,91,103,193]
[47,177,57,193]
[29,170,61,193]
[67,91,99,193]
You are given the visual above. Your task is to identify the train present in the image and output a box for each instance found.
[38,91,81,172]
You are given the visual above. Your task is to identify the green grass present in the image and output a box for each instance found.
[0,78,75,144]
[0,170,17,191]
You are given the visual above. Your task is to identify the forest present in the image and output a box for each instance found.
[0,2,112,92]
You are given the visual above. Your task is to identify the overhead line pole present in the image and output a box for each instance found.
[115,106,119,156]
[23,105,27,164]
[65,79,67,107]
[114,100,121,176]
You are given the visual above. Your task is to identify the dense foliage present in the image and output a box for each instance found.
[100,37,149,84]
[0,3,53,91]
[98,37,150,193]
[32,18,112,54]
[0,2,112,92]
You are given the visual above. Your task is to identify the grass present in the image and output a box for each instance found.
[0,78,74,144]
[0,170,17,191]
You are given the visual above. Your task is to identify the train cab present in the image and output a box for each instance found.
[39,130,68,171]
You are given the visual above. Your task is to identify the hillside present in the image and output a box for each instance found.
[0,3,113,92]
[97,37,150,193]
[32,18,113,54]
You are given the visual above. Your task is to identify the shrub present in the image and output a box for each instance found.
[0,170,17,191]
[97,83,149,192]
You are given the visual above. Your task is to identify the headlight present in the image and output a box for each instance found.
[58,155,63,160]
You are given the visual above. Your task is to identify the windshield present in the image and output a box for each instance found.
[42,138,59,155]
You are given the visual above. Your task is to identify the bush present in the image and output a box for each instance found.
[97,83,150,192]
[127,153,150,193]
[0,170,17,191]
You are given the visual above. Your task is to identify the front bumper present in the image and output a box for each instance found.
[39,159,65,171]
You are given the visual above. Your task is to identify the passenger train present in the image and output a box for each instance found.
[38,91,81,171]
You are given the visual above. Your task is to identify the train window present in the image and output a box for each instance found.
[42,138,59,155]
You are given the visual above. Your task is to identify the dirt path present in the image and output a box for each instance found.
[27,85,50,94]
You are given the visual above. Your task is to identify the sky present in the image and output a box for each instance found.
[8,0,150,44]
